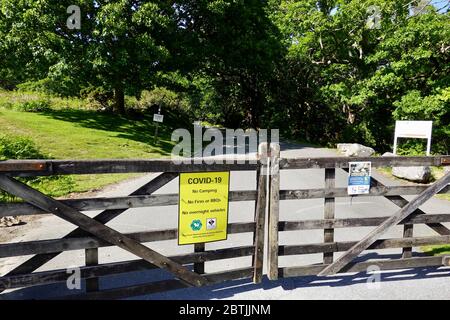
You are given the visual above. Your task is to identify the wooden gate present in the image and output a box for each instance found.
[1,145,450,299]
[266,145,450,280]
[0,151,268,299]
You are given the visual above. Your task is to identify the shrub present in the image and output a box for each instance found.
[80,86,114,110]
[14,99,52,112]
[0,134,47,160]
[136,88,190,113]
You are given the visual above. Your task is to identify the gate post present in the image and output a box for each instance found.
[323,168,336,264]
[253,143,268,284]
[85,248,99,292]
[268,143,280,280]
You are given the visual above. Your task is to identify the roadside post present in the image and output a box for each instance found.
[153,106,164,144]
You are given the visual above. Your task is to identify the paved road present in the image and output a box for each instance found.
[1,142,450,300]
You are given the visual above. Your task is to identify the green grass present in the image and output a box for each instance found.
[432,167,450,201]
[0,103,178,196]
[378,166,450,201]
[422,245,450,256]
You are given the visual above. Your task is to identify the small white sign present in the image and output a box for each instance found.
[206,218,217,230]
[348,162,371,195]
[153,114,164,123]
[393,121,432,155]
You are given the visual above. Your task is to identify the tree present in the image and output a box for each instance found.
[0,0,175,113]
[174,0,285,128]
[268,0,449,152]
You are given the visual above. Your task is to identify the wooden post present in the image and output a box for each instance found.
[253,143,268,284]
[85,248,99,292]
[323,168,335,264]
[443,256,450,267]
[193,243,205,274]
[268,143,280,280]
[402,223,414,258]
[319,171,450,276]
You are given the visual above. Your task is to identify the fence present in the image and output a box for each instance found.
[266,145,450,280]
[0,151,267,299]
[0,145,449,299]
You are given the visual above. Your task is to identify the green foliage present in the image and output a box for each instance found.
[0,89,85,112]
[0,0,176,112]
[0,0,449,153]
[16,78,80,98]
[175,0,285,128]
[135,88,190,112]
[0,134,46,160]
[268,0,449,152]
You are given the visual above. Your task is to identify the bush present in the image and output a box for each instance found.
[135,88,190,113]
[0,134,47,160]
[14,99,52,112]
[80,86,114,110]
[16,77,81,98]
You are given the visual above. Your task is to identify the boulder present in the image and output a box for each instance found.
[337,143,375,157]
[382,152,432,183]
[391,166,432,183]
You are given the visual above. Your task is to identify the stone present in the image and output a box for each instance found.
[0,216,21,227]
[392,166,432,183]
[337,143,375,157]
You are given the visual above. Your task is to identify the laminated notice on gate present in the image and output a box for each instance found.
[348,162,371,195]
[178,172,230,245]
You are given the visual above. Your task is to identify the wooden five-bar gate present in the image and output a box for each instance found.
[0,143,449,299]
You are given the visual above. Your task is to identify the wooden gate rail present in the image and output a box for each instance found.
[279,156,450,169]
[0,154,266,299]
[0,159,258,177]
[268,148,450,281]
[0,223,256,258]
[0,191,257,217]
[0,247,256,291]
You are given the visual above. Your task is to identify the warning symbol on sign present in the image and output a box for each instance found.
[206,218,217,230]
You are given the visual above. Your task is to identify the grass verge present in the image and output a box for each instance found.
[0,104,177,197]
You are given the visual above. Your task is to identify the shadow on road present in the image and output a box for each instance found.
[2,253,449,300]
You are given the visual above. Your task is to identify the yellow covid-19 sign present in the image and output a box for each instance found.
[178,172,230,245]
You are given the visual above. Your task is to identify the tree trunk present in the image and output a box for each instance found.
[113,85,125,114]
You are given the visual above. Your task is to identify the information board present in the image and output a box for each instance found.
[348,162,371,195]
[178,172,230,245]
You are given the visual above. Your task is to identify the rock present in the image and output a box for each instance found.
[444,166,450,175]
[392,166,432,183]
[382,152,395,157]
[337,143,375,157]
[0,216,21,227]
